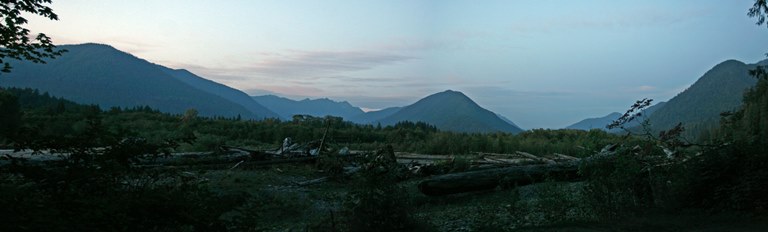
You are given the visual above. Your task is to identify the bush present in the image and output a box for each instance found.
[0,109,244,231]
[579,149,656,219]
[0,169,242,231]
[683,143,768,211]
[342,145,418,231]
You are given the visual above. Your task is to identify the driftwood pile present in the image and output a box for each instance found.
[416,145,617,196]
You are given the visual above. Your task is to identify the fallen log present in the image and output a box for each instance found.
[417,161,580,196]
[516,151,556,164]
[550,153,580,161]
[145,156,318,170]
[220,146,272,160]
[395,153,455,160]
[482,157,539,165]
[418,145,617,196]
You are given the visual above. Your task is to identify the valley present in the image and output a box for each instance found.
[1,1,768,231]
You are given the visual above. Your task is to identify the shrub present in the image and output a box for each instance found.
[342,145,418,231]
[579,149,656,219]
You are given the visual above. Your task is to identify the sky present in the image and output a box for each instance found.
[26,0,768,129]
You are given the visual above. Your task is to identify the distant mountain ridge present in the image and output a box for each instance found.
[252,91,524,134]
[252,95,364,120]
[567,101,666,132]
[642,59,761,137]
[567,112,622,131]
[349,107,403,124]
[160,67,279,119]
[0,43,525,133]
[0,43,278,119]
[497,113,522,129]
[376,90,523,134]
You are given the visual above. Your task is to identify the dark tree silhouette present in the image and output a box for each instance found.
[0,89,21,140]
[0,0,65,73]
[749,0,768,27]
[749,1,768,81]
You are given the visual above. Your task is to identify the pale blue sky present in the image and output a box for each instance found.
[27,0,768,128]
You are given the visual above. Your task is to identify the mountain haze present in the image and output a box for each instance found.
[5,43,753,136]
[160,67,278,118]
[497,113,522,129]
[567,101,666,132]
[377,90,523,134]
[567,112,622,131]
[252,95,364,120]
[0,43,276,119]
[349,107,403,124]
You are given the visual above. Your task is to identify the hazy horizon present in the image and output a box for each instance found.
[27,0,768,128]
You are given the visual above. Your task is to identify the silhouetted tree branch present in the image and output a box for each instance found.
[607,98,652,132]
[749,0,768,27]
[0,0,66,73]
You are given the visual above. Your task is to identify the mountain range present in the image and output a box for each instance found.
[566,101,666,132]
[642,59,761,137]
[3,43,760,136]
[567,59,764,139]
[0,43,523,133]
[160,67,278,118]
[348,107,403,124]
[566,112,623,131]
[254,91,524,134]
[252,95,363,120]
[0,43,278,119]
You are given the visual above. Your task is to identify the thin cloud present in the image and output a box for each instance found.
[343,95,418,109]
[373,37,457,52]
[163,49,415,81]
[253,84,328,97]
[244,50,415,77]
[464,86,576,98]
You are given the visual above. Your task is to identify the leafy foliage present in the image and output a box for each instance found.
[0,87,264,231]
[0,0,66,73]
[0,114,244,231]
[749,0,768,27]
[2,87,623,158]
[580,151,658,218]
[582,70,768,217]
[607,98,653,131]
[0,87,631,230]
[686,66,768,211]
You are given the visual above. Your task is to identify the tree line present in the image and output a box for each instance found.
[1,87,624,157]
